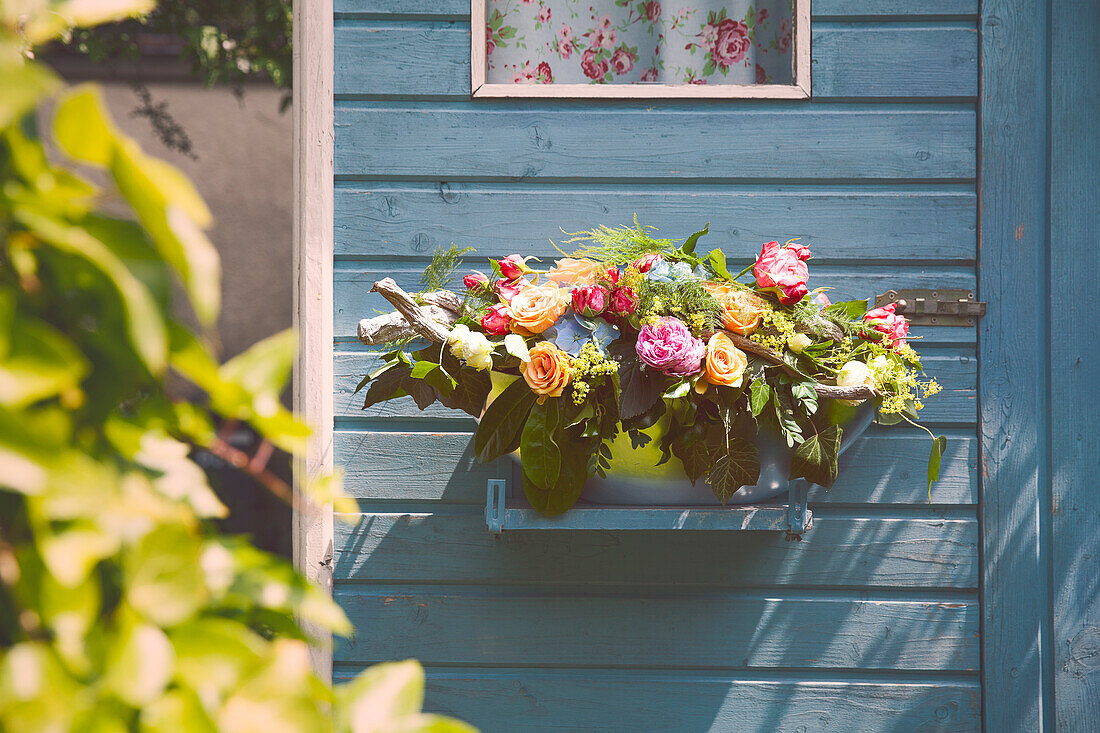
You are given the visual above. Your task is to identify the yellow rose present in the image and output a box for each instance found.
[695,332,748,394]
[704,283,766,335]
[522,342,572,404]
[546,258,602,287]
[507,282,568,335]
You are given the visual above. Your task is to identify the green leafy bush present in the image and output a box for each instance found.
[0,3,474,731]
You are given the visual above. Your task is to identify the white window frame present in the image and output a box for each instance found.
[471,0,811,99]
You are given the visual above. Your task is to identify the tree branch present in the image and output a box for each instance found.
[363,279,454,344]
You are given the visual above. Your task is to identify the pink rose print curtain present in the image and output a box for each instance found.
[485,0,793,85]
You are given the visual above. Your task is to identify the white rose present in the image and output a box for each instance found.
[464,333,495,371]
[504,333,530,362]
[447,324,473,360]
[787,333,812,354]
[836,360,874,406]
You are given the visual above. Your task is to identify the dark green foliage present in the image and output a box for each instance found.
[474,378,536,462]
[790,425,844,488]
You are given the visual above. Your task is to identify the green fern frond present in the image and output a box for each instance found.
[419,244,475,292]
[562,214,680,264]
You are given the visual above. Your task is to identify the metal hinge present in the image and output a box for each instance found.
[874,289,986,327]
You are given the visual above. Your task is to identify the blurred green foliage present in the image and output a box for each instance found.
[0,3,474,731]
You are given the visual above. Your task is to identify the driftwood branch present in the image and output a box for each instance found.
[361,279,879,401]
[360,280,457,345]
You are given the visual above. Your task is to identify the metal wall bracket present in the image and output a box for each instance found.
[786,479,811,539]
[874,289,986,327]
[486,479,506,536]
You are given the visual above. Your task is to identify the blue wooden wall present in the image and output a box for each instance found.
[330,0,984,729]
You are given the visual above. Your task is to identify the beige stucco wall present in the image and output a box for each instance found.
[94,83,293,362]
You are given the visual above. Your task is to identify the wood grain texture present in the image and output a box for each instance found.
[333,513,978,588]
[334,21,975,99]
[979,0,1052,729]
[334,183,976,262]
[335,0,979,19]
[1050,0,1100,728]
[292,0,336,681]
[334,103,976,180]
[332,666,981,732]
[333,428,978,505]
[333,585,979,670]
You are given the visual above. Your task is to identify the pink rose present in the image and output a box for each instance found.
[711,19,751,69]
[603,266,621,285]
[610,47,636,75]
[481,303,512,335]
[636,316,705,378]
[556,25,575,58]
[536,61,553,84]
[863,303,910,350]
[640,67,659,82]
[632,253,662,273]
[643,1,661,22]
[498,254,527,280]
[497,276,530,302]
[537,6,551,23]
[753,240,811,305]
[610,286,638,316]
[463,271,488,291]
[571,284,609,317]
[581,48,609,80]
[811,290,832,307]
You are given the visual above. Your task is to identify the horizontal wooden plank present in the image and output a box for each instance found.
[333,262,978,339]
[333,585,979,670]
[334,428,976,505]
[334,103,976,180]
[333,666,981,732]
[335,0,979,20]
[333,513,978,588]
[334,22,976,99]
[335,183,976,262]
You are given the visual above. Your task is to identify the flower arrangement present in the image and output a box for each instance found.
[358,220,946,516]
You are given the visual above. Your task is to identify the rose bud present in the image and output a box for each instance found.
[498,254,527,280]
[610,286,638,316]
[631,253,662,273]
[480,303,512,335]
[779,282,808,305]
[463,271,489,291]
[787,333,813,354]
[604,266,621,285]
[571,284,609,317]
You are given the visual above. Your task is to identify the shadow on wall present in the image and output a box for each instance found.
[332,396,985,730]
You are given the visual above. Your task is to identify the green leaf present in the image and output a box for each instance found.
[680,222,709,255]
[823,298,871,322]
[523,441,589,516]
[0,56,60,130]
[0,318,87,408]
[608,337,663,420]
[749,377,770,416]
[15,207,168,373]
[927,434,947,500]
[520,400,561,490]
[708,248,731,280]
[103,619,174,707]
[706,434,760,504]
[474,377,536,462]
[671,432,708,485]
[124,524,205,626]
[410,360,437,379]
[790,425,843,488]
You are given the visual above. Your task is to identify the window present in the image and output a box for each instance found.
[472,0,810,98]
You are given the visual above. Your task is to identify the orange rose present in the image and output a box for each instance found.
[546,257,602,286]
[695,332,748,394]
[523,342,572,403]
[705,282,766,335]
[507,282,568,335]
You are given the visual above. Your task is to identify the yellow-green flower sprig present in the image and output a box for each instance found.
[569,342,620,405]
[748,308,799,352]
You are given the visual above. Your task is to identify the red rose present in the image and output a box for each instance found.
[581,48,609,80]
[863,303,910,350]
[610,286,638,316]
[463,271,488,291]
[496,276,530,302]
[571,284,609,317]
[610,47,636,75]
[712,19,750,69]
[603,266,621,285]
[632,253,662,273]
[643,1,661,22]
[498,254,526,280]
[753,240,811,305]
[536,61,553,84]
[481,303,512,335]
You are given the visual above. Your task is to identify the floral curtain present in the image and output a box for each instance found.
[485,0,793,85]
